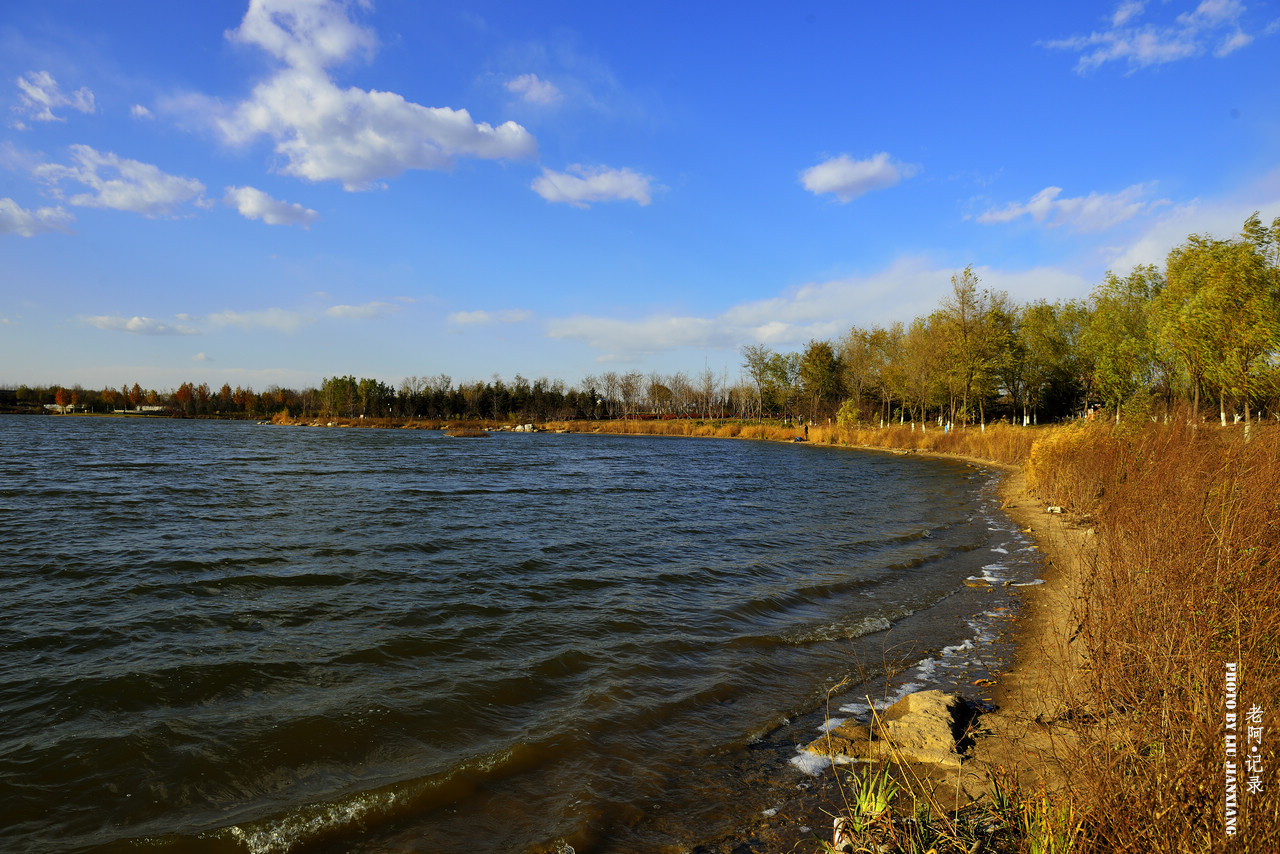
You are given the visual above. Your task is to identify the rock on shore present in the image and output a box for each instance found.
[803,690,972,769]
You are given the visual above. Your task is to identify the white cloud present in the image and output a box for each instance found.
[35,145,206,217]
[1105,171,1280,271]
[800,153,915,203]
[131,104,153,119]
[448,308,533,325]
[531,164,653,207]
[1113,1,1146,27]
[193,352,212,362]
[206,299,399,331]
[224,185,319,226]
[0,197,74,236]
[1215,29,1253,55]
[13,71,95,125]
[83,315,199,335]
[324,301,397,319]
[544,258,1093,361]
[450,310,493,325]
[228,0,378,70]
[214,0,536,190]
[979,184,1162,231]
[505,73,561,105]
[1045,0,1258,72]
[208,307,311,332]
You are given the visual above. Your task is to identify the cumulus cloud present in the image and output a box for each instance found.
[12,71,95,125]
[34,144,207,217]
[505,73,561,105]
[131,104,153,119]
[978,183,1163,231]
[228,0,379,69]
[324,301,397,319]
[1045,0,1258,72]
[83,315,199,335]
[214,0,536,190]
[800,153,916,203]
[531,164,654,207]
[224,185,319,226]
[0,197,74,236]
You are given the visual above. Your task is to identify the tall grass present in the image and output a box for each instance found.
[812,421,1038,467]
[555,418,1039,466]
[1028,422,1280,851]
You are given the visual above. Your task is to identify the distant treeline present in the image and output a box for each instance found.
[10,215,1280,426]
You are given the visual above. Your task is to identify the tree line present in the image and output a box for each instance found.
[11,215,1280,427]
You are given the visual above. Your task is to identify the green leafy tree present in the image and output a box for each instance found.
[1019,300,1088,422]
[762,351,800,418]
[1081,265,1163,422]
[939,266,1004,425]
[799,339,844,421]
[900,315,943,425]
[1161,214,1280,428]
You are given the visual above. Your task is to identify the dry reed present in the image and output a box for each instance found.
[1028,422,1280,851]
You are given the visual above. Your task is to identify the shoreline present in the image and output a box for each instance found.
[264,417,1088,847]
[686,450,1084,853]
[42,414,1088,849]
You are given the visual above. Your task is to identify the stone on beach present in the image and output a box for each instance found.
[804,690,970,769]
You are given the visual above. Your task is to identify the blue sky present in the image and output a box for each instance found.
[3,0,1279,392]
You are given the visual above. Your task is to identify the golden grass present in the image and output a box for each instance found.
[1026,422,1280,851]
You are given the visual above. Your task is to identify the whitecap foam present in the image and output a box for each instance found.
[786,614,893,644]
[940,638,974,656]
[1011,579,1045,586]
[990,546,1009,554]
[981,563,1009,582]
[837,680,923,717]
[790,751,832,775]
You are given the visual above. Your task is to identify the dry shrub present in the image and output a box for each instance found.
[1025,422,1122,513]
[1030,422,1280,851]
[823,421,1037,466]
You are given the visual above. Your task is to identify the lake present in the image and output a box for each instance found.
[0,416,1041,853]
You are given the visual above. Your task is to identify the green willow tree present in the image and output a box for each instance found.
[1082,265,1163,422]
[1160,214,1280,429]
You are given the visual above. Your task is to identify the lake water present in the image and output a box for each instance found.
[0,416,1041,853]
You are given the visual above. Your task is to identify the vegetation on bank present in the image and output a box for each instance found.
[791,418,1276,852]
[1025,420,1279,852]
